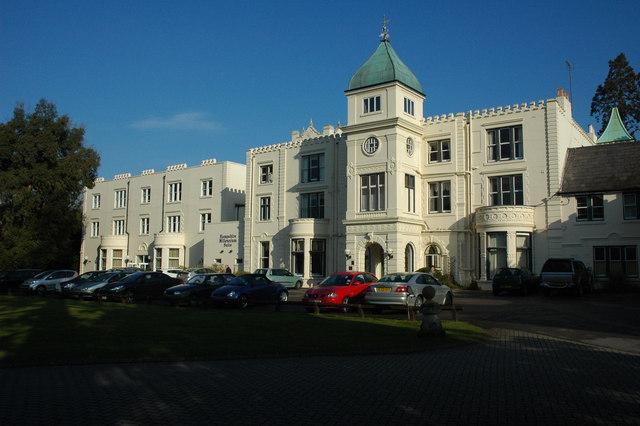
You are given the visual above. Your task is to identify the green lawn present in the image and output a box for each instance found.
[0,295,486,367]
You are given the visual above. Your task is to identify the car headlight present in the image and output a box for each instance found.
[304,291,310,297]
[111,285,125,291]
[324,293,337,298]
[173,291,182,295]
[226,291,237,298]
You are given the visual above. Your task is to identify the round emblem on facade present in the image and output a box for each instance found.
[406,137,414,156]
[363,136,380,155]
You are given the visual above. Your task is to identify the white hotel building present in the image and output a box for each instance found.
[80,160,246,272]
[82,34,639,288]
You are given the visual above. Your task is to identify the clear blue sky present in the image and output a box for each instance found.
[2,0,639,180]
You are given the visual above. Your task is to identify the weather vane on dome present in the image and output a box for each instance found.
[380,16,390,41]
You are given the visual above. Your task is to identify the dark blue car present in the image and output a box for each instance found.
[211,274,288,309]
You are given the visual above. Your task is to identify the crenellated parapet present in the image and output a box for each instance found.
[166,163,187,172]
[200,158,217,166]
[113,173,131,180]
[424,100,547,125]
[141,169,155,175]
[248,122,345,156]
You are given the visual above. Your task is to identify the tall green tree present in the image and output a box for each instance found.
[590,53,640,138]
[0,99,100,270]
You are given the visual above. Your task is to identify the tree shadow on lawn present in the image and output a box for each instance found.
[0,295,485,367]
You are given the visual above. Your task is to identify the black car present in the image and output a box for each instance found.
[96,272,183,303]
[164,273,235,306]
[211,274,288,309]
[0,269,41,292]
[492,268,538,296]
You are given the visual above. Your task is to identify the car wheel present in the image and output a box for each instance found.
[278,291,288,303]
[305,307,315,313]
[123,291,135,304]
[444,292,453,306]
[521,284,528,296]
[294,281,302,289]
[492,288,499,296]
[36,285,46,296]
[340,296,350,313]
[372,305,384,314]
[543,287,550,297]
[238,295,248,309]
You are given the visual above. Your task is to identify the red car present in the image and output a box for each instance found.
[302,272,378,312]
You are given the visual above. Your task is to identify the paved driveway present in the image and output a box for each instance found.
[453,290,640,354]
[1,328,639,425]
[2,291,640,425]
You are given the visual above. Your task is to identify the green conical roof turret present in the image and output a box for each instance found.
[348,24,423,94]
[598,107,634,143]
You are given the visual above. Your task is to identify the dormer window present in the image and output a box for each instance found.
[363,96,381,114]
[404,98,415,116]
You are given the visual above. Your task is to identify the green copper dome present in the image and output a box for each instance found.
[598,107,634,143]
[348,40,423,94]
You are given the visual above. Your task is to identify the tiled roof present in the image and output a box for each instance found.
[558,141,640,195]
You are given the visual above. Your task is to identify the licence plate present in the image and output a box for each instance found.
[101,296,107,300]
[309,299,320,303]
[377,287,392,292]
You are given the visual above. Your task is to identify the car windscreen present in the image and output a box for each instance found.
[378,274,412,283]
[254,269,267,275]
[320,275,351,286]
[227,276,251,286]
[542,260,572,273]
[33,270,54,279]
[496,269,518,277]
[187,275,207,284]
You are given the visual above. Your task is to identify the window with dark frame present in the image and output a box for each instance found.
[168,182,182,203]
[489,175,523,206]
[594,246,638,277]
[487,125,523,161]
[360,173,385,212]
[260,196,271,221]
[404,98,414,116]
[260,242,270,268]
[363,96,381,114]
[429,181,451,213]
[300,192,324,218]
[301,153,324,183]
[623,192,640,220]
[428,139,451,163]
[405,174,416,213]
[260,164,273,184]
[291,239,304,275]
[310,239,326,276]
[201,179,213,197]
[576,194,604,221]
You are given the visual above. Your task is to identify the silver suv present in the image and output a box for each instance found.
[21,270,78,294]
[540,258,593,296]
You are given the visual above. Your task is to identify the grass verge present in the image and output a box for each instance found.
[0,295,486,367]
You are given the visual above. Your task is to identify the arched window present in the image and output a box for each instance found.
[405,244,414,272]
[426,245,441,272]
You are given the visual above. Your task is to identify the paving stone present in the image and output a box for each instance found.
[1,329,639,425]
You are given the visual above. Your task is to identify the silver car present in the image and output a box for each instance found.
[365,272,453,311]
[253,268,303,289]
[70,271,134,299]
[21,269,78,294]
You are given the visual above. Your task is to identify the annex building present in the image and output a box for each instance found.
[81,31,640,288]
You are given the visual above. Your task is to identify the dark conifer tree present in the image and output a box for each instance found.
[591,53,640,138]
